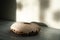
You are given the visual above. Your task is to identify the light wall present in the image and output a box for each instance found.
[16,0,40,22]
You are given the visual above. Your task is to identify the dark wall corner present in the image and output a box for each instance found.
[0,0,16,21]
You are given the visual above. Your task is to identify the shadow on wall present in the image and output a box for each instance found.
[40,0,49,9]
[0,0,16,21]
[17,2,23,10]
[53,10,60,22]
[40,0,49,22]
